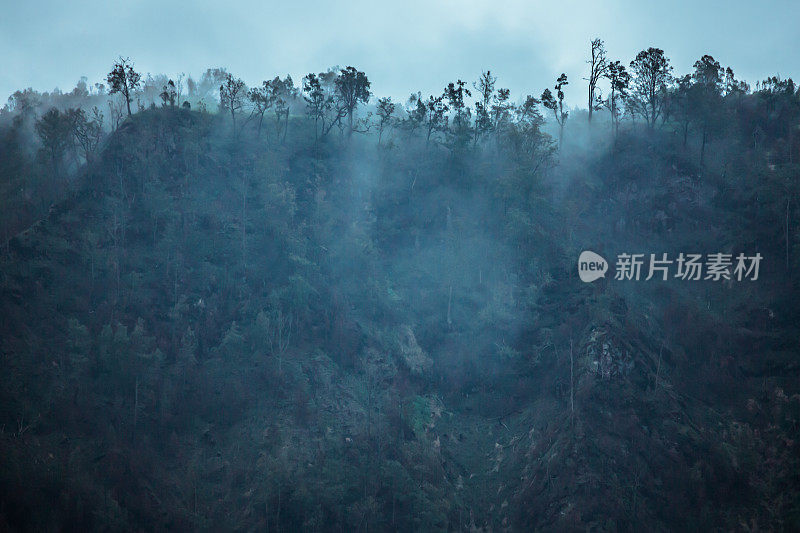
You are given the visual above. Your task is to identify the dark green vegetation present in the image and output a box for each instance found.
[1,47,799,531]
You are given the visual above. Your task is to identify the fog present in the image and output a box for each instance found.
[1,8,800,531]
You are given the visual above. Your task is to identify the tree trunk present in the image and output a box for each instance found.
[347,109,354,137]
[786,198,790,271]
[242,181,247,270]
[700,129,707,167]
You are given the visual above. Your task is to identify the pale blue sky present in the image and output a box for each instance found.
[2,0,798,108]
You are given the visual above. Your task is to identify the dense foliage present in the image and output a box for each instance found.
[0,47,799,530]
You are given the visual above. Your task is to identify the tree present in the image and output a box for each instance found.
[474,70,497,141]
[400,92,427,136]
[304,70,349,140]
[628,48,672,128]
[586,38,609,123]
[7,88,42,117]
[303,73,329,141]
[425,95,448,144]
[270,75,297,143]
[689,55,724,166]
[334,66,371,136]
[71,77,90,99]
[159,80,177,107]
[603,60,630,138]
[376,97,395,145]
[196,67,229,101]
[106,57,142,117]
[671,74,694,146]
[443,80,472,150]
[541,73,569,146]
[505,95,554,178]
[248,80,276,138]
[491,87,513,134]
[516,95,542,124]
[219,74,246,139]
[69,107,104,164]
[723,67,749,97]
[107,96,126,131]
[35,108,72,176]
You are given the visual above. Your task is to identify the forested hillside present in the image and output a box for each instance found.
[1,46,799,531]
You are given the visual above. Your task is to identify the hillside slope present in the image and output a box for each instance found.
[0,108,798,531]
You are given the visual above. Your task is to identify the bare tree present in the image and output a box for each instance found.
[586,38,609,124]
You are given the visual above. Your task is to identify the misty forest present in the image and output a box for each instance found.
[1,39,799,531]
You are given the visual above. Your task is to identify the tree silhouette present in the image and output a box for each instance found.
[376,97,395,145]
[271,76,297,143]
[248,80,276,138]
[603,61,630,138]
[690,55,724,165]
[219,74,246,139]
[69,107,104,164]
[106,57,142,117]
[335,66,371,137]
[586,38,608,123]
[443,80,472,149]
[474,70,497,141]
[424,95,448,144]
[542,74,569,146]
[35,108,72,176]
[159,80,177,107]
[628,48,673,128]
[303,73,329,141]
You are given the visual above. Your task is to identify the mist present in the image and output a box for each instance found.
[1,20,800,532]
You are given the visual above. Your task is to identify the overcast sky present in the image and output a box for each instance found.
[2,0,799,109]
